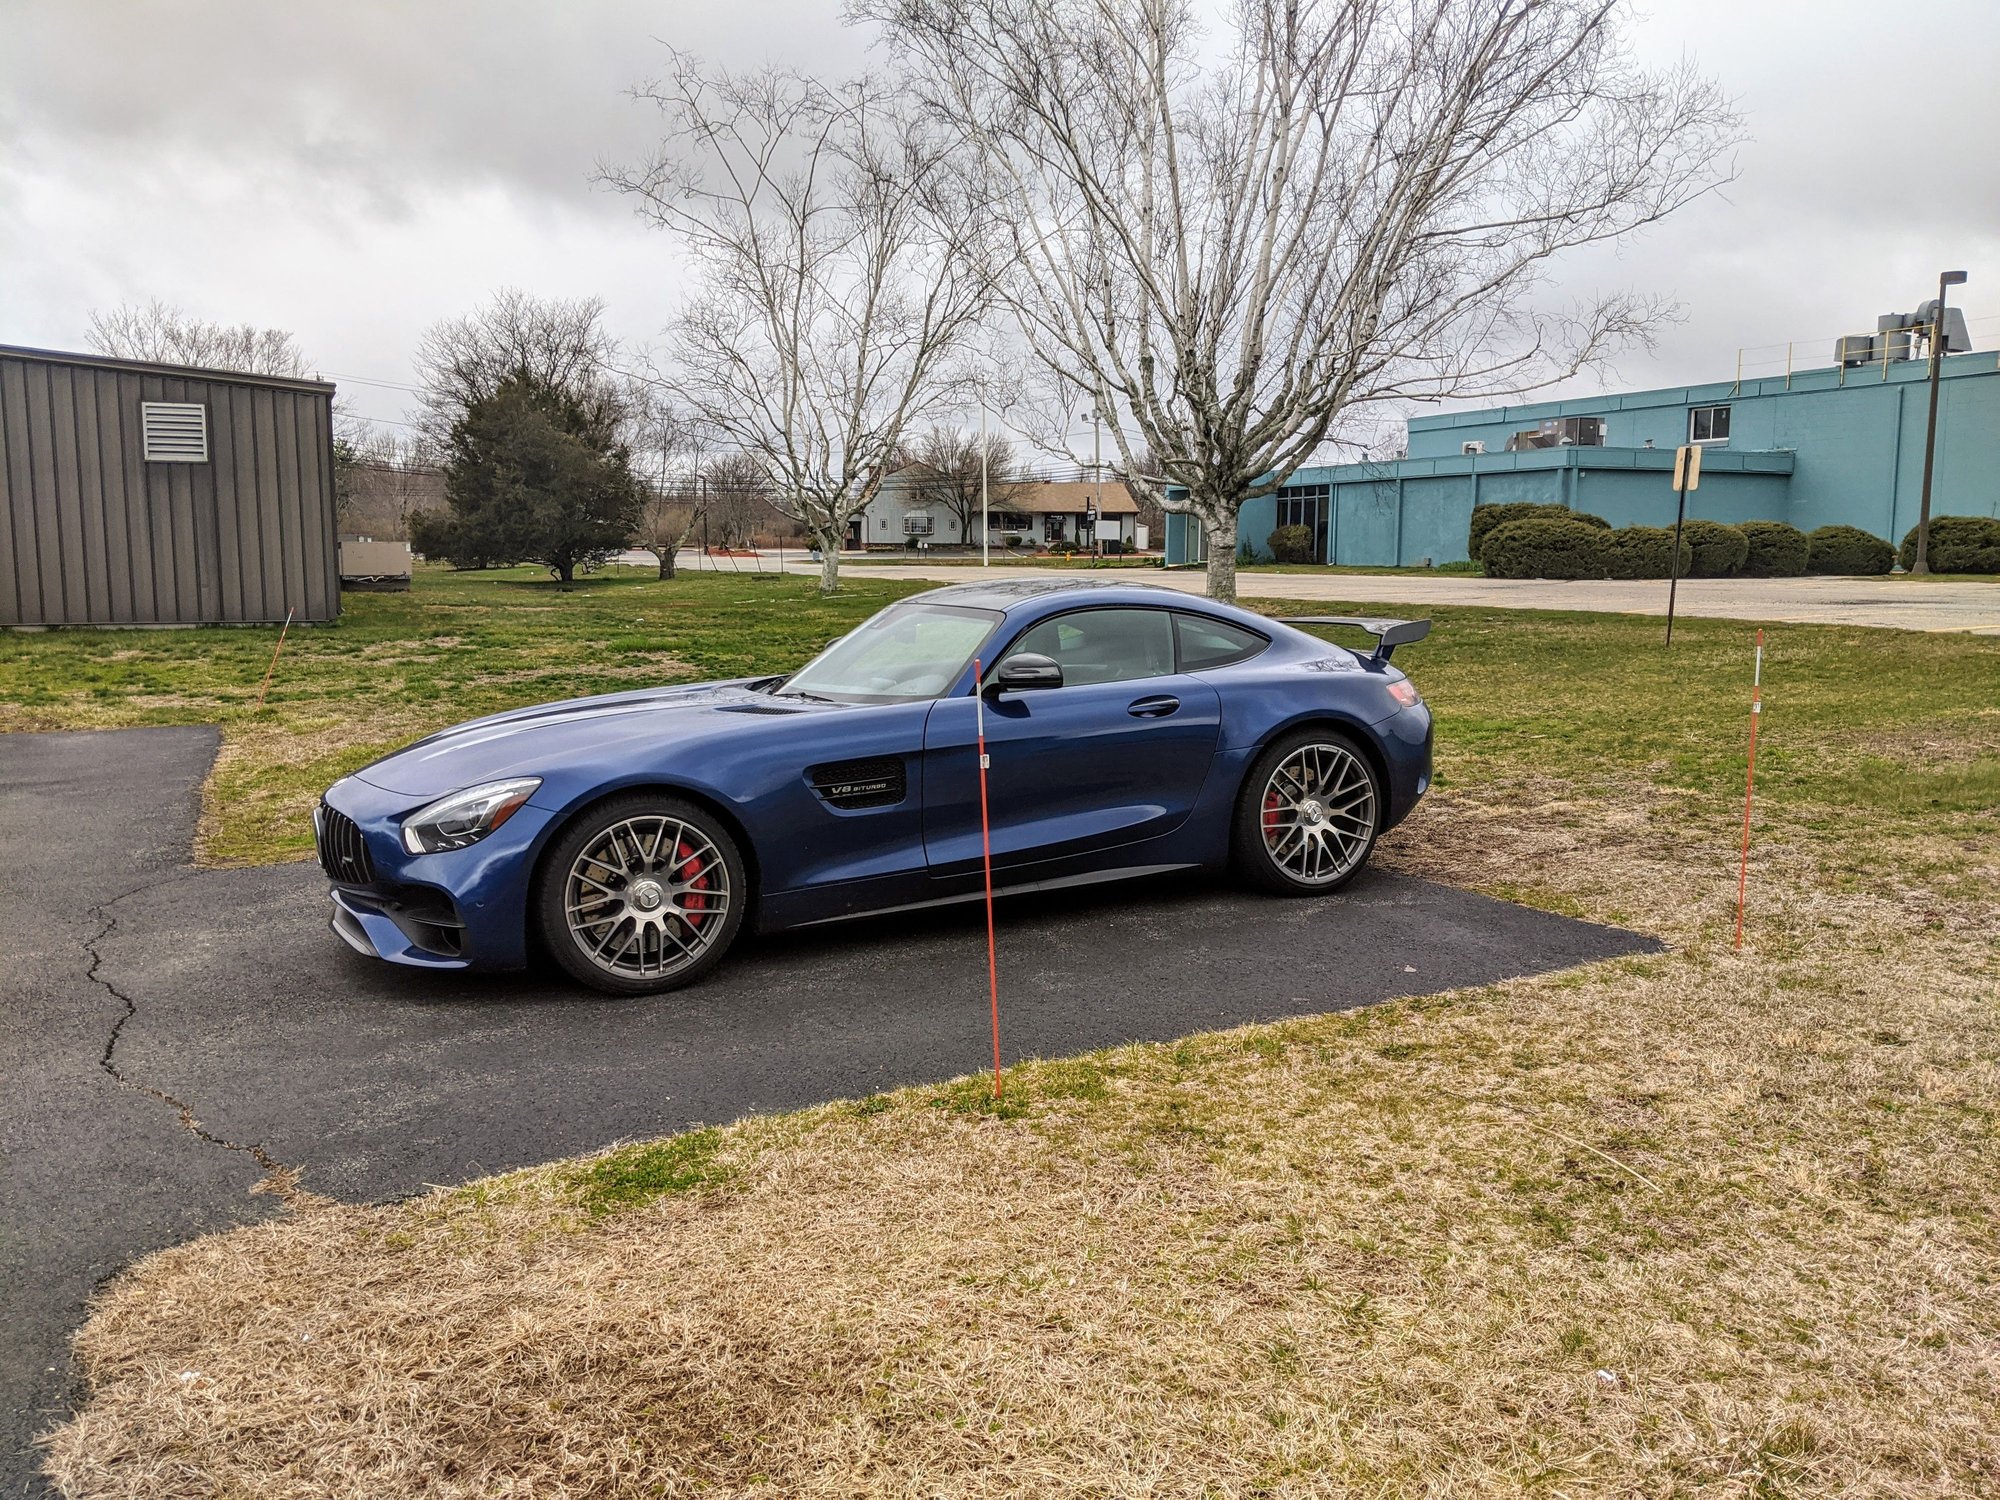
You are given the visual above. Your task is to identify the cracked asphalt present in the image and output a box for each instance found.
[2,726,1659,1494]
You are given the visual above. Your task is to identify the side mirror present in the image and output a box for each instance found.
[984,653,1064,695]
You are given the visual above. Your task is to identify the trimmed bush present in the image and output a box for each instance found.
[1738,520,1809,577]
[1467,502,1607,560]
[1805,525,1894,576]
[1267,523,1316,564]
[1898,515,2000,574]
[1604,525,1692,580]
[1676,519,1750,578]
[1480,516,1611,580]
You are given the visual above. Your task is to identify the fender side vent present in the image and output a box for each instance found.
[807,757,906,810]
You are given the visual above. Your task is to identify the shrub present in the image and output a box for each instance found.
[1467,501,1608,560]
[1806,525,1895,576]
[1738,520,1809,577]
[1603,525,1691,580]
[1898,515,2000,574]
[1676,519,1750,577]
[1480,517,1611,580]
[1267,524,1316,564]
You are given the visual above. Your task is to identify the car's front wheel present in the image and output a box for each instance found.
[535,793,747,995]
[1233,728,1382,895]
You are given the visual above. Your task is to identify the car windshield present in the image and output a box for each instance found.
[776,601,1001,704]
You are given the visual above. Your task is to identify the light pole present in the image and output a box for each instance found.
[1079,406,1103,560]
[1913,269,1967,576]
[979,401,990,568]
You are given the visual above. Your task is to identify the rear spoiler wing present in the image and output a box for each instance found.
[1278,616,1431,664]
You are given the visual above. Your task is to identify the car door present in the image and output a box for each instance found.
[921,606,1222,881]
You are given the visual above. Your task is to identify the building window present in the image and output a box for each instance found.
[1689,405,1731,444]
[140,402,208,463]
[1553,416,1604,446]
[903,512,934,536]
[1273,483,1330,562]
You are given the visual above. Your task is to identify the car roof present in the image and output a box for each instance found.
[912,577,1221,614]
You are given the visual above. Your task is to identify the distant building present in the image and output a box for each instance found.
[861,473,1144,549]
[1164,341,1999,567]
[1,343,340,625]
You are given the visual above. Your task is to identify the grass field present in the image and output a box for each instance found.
[0,565,927,863]
[19,569,2000,1496]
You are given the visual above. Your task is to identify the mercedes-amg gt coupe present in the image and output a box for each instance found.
[314,579,1432,995]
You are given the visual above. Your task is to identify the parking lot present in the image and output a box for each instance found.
[0,724,1657,1487]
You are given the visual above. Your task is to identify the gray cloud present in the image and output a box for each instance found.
[1,0,1994,438]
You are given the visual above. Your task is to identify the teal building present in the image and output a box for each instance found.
[1163,348,1999,567]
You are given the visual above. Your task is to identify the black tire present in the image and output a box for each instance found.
[534,792,749,996]
[1232,727,1383,896]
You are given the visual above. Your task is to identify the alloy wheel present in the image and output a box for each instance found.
[1259,742,1377,886]
[562,815,732,981]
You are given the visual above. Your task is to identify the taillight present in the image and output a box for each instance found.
[1386,679,1421,708]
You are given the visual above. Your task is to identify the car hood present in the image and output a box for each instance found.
[350,678,820,798]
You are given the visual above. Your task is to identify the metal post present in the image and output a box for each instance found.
[980,402,990,568]
[1666,474,1689,647]
[1092,408,1103,561]
[1914,270,1967,576]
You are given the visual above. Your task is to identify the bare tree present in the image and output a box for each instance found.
[87,299,312,377]
[413,289,623,446]
[703,452,781,549]
[905,426,1034,544]
[862,0,1739,599]
[602,54,993,593]
[629,393,711,579]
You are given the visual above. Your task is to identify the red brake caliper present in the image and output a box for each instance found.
[1262,789,1281,839]
[675,840,711,928]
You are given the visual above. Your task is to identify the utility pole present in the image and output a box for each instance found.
[980,401,990,568]
[1080,406,1103,560]
[1913,269,1967,576]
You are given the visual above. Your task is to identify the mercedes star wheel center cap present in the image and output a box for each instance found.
[630,879,665,912]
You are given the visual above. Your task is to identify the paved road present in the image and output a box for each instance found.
[810,562,2000,634]
[1,728,1657,1494]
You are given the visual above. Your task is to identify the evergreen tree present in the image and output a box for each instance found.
[426,371,643,585]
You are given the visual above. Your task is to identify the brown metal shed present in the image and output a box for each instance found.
[0,343,339,626]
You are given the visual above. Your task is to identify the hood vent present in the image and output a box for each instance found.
[807,757,906,810]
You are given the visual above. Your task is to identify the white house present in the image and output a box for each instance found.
[858,472,1146,550]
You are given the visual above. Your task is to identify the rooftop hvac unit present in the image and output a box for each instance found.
[1461,440,1486,455]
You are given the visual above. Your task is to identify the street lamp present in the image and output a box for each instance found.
[1079,406,1103,559]
[1912,269,1968,576]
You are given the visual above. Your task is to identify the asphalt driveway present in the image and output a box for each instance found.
[1,726,1659,1492]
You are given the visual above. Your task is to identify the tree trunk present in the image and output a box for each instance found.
[1203,511,1239,603]
[556,559,575,588]
[816,527,842,595]
[658,548,677,580]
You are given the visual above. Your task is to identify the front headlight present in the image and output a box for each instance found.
[401,778,542,855]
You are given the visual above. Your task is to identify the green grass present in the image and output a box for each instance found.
[564,1128,734,1218]
[3,565,1996,863]
[0,564,928,862]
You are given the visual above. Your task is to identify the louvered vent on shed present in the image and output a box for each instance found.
[141,402,209,462]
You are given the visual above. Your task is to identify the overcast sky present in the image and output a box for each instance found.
[3,0,1996,456]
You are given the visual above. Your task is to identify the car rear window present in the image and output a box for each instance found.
[1175,613,1267,670]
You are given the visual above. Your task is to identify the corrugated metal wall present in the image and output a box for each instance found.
[0,346,340,626]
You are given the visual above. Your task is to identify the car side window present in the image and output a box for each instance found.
[1008,607,1175,687]
[1174,613,1268,671]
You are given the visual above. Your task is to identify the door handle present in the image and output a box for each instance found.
[1127,694,1180,718]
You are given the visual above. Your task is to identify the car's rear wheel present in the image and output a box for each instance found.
[1233,728,1382,895]
[535,793,747,995]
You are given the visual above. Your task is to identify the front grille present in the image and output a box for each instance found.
[316,803,376,885]
[807,756,907,810]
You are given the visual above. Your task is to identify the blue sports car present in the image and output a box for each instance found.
[314,580,1431,995]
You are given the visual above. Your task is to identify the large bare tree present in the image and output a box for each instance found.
[602,55,993,592]
[87,299,312,377]
[413,290,624,447]
[862,0,1740,599]
[905,426,1034,544]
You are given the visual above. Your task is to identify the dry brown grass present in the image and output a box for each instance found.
[41,773,2000,1498]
